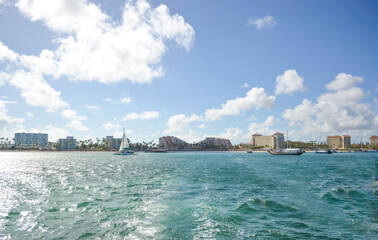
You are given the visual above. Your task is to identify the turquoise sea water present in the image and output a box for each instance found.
[0,151,377,239]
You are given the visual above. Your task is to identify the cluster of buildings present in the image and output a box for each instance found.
[1,132,378,151]
[158,136,233,151]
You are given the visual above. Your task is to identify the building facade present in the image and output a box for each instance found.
[15,132,48,148]
[58,136,77,150]
[327,135,351,149]
[251,132,284,149]
[196,137,233,150]
[159,136,189,150]
[371,136,378,146]
[106,136,122,151]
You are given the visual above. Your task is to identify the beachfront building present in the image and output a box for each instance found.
[0,138,13,149]
[327,135,351,149]
[370,136,378,146]
[251,132,284,149]
[15,132,48,149]
[159,136,189,150]
[106,136,122,151]
[58,136,77,150]
[197,137,233,150]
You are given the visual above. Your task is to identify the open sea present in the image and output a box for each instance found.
[0,151,377,239]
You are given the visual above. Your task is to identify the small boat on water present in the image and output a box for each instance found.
[268,148,304,155]
[267,130,304,155]
[114,129,135,155]
[246,150,253,153]
[315,149,332,154]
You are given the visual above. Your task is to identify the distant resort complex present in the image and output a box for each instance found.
[1,132,377,152]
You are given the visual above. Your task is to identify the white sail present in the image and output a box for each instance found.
[119,132,130,151]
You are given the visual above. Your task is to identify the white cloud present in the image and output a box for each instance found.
[247,15,277,30]
[248,116,279,135]
[0,41,18,62]
[241,83,249,88]
[326,73,363,91]
[102,121,121,130]
[176,130,204,144]
[66,119,88,131]
[205,87,275,121]
[122,111,159,120]
[275,69,307,95]
[14,0,194,84]
[0,101,25,138]
[0,72,10,86]
[61,109,86,120]
[10,71,68,112]
[104,98,117,104]
[26,112,34,117]
[218,127,247,143]
[119,97,132,104]
[197,123,206,129]
[163,114,202,134]
[85,104,100,114]
[30,124,69,142]
[282,73,376,139]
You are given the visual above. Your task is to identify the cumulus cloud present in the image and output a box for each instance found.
[61,109,86,120]
[275,69,307,95]
[175,130,204,144]
[326,73,363,91]
[163,114,203,134]
[119,97,132,104]
[282,73,376,139]
[218,127,247,143]
[66,119,88,131]
[14,0,194,84]
[0,100,25,138]
[247,15,277,30]
[0,41,18,62]
[248,116,279,135]
[30,124,69,141]
[102,121,122,130]
[85,104,100,114]
[0,72,10,86]
[10,71,69,112]
[205,87,275,121]
[122,111,159,120]
[241,83,249,88]
[26,112,34,117]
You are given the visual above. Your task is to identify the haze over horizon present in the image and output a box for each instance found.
[0,0,377,144]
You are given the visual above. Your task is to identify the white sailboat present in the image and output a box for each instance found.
[114,129,135,155]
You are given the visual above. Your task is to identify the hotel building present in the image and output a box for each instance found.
[197,137,233,149]
[251,132,284,149]
[370,136,378,146]
[58,136,77,150]
[327,135,351,149]
[106,136,122,151]
[15,132,48,148]
[159,136,189,150]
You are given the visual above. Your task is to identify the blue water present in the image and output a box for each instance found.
[0,152,377,239]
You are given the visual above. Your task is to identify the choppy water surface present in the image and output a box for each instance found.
[0,152,377,239]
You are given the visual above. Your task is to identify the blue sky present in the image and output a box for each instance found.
[0,0,377,144]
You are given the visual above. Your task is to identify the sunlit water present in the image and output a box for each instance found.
[0,151,377,239]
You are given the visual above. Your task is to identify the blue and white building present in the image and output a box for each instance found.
[15,132,48,148]
[58,136,77,150]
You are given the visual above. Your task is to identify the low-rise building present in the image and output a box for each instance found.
[370,136,378,146]
[15,132,48,149]
[159,136,189,150]
[251,132,284,149]
[58,136,77,150]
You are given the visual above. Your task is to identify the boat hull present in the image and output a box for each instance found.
[268,150,304,155]
[114,152,135,155]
